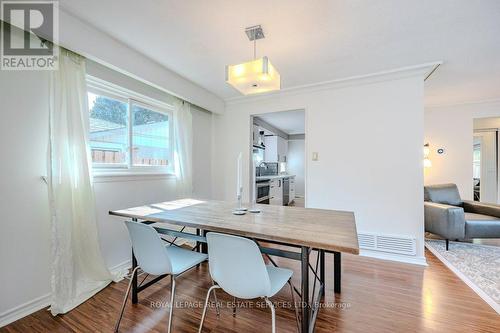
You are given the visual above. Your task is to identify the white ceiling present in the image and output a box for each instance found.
[61,0,500,106]
[256,110,305,135]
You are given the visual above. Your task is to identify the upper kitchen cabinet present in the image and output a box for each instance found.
[264,135,288,162]
[252,125,266,148]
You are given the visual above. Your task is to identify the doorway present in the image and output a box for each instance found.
[473,117,500,203]
[249,109,306,207]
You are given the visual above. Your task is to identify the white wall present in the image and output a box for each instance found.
[287,139,305,196]
[0,69,52,321]
[0,59,213,325]
[192,106,214,200]
[424,100,500,200]
[213,70,426,263]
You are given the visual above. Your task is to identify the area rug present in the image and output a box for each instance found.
[425,239,500,314]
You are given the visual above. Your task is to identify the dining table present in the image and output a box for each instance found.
[109,198,359,333]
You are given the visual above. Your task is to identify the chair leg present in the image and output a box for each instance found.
[232,296,237,317]
[114,266,140,332]
[446,239,449,251]
[167,275,176,333]
[211,280,220,317]
[264,297,276,333]
[288,280,300,333]
[198,285,220,333]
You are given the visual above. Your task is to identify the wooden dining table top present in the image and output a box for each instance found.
[109,199,359,254]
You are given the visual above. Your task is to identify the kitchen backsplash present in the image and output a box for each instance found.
[257,162,279,176]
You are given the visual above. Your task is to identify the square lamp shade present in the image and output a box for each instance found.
[225,56,280,95]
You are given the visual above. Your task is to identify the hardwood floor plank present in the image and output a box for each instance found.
[1,250,499,333]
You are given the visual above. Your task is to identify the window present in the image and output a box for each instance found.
[87,78,174,174]
[89,93,128,165]
[132,104,170,167]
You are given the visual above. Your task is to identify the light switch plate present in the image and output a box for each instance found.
[312,152,319,161]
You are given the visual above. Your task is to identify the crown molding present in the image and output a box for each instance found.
[225,61,442,105]
[425,98,500,109]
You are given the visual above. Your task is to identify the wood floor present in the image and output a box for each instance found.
[2,250,499,333]
[289,196,305,208]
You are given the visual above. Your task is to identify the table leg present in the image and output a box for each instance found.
[131,250,138,304]
[195,228,202,268]
[301,246,309,333]
[334,251,341,293]
[131,217,139,304]
[319,250,325,297]
[201,230,208,254]
[196,228,200,252]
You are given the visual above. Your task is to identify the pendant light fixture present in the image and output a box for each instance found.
[225,25,281,95]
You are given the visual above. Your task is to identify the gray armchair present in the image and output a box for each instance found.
[424,183,500,250]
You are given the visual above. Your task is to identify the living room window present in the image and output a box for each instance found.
[87,77,174,175]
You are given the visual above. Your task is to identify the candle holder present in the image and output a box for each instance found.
[248,197,261,213]
[248,205,261,213]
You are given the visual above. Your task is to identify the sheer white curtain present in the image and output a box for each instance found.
[172,99,195,246]
[173,98,193,198]
[48,49,118,315]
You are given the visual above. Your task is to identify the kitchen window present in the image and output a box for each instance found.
[87,77,174,175]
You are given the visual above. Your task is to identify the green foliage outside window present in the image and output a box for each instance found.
[90,96,168,125]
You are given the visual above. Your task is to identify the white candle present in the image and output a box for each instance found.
[252,158,256,203]
[237,152,242,198]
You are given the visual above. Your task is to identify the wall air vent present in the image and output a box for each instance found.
[358,232,416,256]
[358,233,376,248]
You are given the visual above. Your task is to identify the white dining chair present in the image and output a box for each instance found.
[115,220,208,333]
[198,232,299,333]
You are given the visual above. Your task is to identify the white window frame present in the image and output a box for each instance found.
[86,75,175,177]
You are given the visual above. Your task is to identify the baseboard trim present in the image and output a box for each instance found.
[109,259,132,281]
[0,293,51,328]
[360,249,428,266]
[425,243,500,314]
[0,259,133,328]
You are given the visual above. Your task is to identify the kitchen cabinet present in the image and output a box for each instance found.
[278,137,288,163]
[253,125,265,147]
[289,176,296,204]
[264,136,277,161]
[269,178,283,205]
[252,125,259,146]
[264,135,288,162]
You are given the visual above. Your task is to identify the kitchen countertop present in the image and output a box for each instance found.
[256,174,295,181]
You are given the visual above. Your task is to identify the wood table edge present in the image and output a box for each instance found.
[109,210,360,255]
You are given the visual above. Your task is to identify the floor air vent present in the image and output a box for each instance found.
[358,232,416,256]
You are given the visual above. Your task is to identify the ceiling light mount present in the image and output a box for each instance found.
[245,25,265,41]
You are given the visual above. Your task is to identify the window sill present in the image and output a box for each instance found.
[93,170,176,183]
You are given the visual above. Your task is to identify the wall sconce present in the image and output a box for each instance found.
[423,143,432,168]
